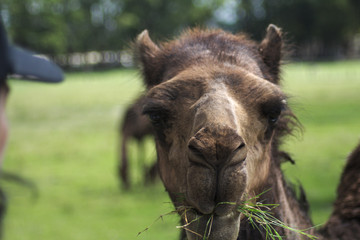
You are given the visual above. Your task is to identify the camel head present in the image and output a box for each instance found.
[136,25,291,240]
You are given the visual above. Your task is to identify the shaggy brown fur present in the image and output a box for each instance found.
[320,143,360,239]
[134,25,360,240]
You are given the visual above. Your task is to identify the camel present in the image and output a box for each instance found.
[118,96,157,189]
[134,24,360,239]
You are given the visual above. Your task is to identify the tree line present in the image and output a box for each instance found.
[1,0,359,60]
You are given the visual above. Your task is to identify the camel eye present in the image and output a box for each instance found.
[268,110,281,125]
[263,107,282,139]
[148,112,162,124]
[262,103,282,126]
[143,103,169,127]
[261,98,286,127]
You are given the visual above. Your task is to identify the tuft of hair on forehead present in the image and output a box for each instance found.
[135,25,284,88]
[163,27,256,49]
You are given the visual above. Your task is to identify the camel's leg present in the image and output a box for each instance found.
[145,161,158,184]
[140,138,158,185]
[119,135,130,189]
[137,139,146,184]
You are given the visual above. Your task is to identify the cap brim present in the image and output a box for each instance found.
[8,45,64,83]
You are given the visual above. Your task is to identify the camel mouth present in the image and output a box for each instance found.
[181,207,241,240]
[185,158,248,218]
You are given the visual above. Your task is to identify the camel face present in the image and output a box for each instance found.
[137,25,288,239]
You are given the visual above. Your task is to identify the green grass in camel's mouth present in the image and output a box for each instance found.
[140,190,318,240]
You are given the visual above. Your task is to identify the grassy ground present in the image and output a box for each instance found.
[1,61,360,239]
[281,61,360,225]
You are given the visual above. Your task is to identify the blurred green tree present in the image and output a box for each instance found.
[1,0,359,58]
[229,0,360,58]
[0,0,223,54]
[2,0,67,54]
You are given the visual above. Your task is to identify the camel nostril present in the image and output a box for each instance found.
[188,144,205,159]
[236,142,246,151]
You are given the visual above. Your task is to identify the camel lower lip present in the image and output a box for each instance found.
[182,210,241,240]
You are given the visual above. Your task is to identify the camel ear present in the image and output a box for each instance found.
[259,24,283,83]
[135,30,162,88]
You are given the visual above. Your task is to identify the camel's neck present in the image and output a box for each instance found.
[239,162,315,239]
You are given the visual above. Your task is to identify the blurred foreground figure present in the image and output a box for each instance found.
[0,18,63,238]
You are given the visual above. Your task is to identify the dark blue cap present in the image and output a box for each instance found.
[0,18,64,83]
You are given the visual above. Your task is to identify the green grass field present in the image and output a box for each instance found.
[1,61,360,239]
